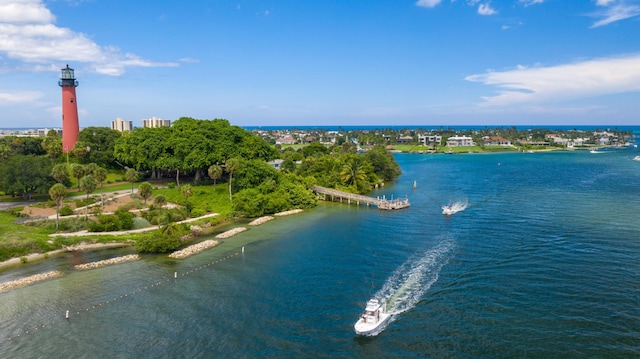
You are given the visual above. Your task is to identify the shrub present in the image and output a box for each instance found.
[20,256,28,264]
[167,182,176,189]
[88,221,106,232]
[135,234,181,253]
[116,210,135,230]
[8,207,25,217]
[60,205,74,216]
[190,208,205,218]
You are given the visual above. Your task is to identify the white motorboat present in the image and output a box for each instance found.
[442,200,468,216]
[354,299,391,336]
[634,155,640,161]
[442,205,455,215]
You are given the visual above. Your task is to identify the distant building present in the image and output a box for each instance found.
[111,117,133,132]
[276,135,295,145]
[418,134,442,146]
[267,159,284,170]
[142,116,171,128]
[446,135,474,147]
[484,136,511,146]
[37,128,62,137]
[396,136,414,144]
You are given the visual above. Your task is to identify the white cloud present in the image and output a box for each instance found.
[0,0,178,75]
[520,0,544,6]
[416,0,442,8]
[0,90,42,104]
[478,3,497,15]
[596,0,616,6]
[465,54,640,106]
[590,2,640,28]
[0,0,54,24]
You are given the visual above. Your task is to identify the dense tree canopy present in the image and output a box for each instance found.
[114,118,278,183]
[78,127,122,167]
[0,155,55,199]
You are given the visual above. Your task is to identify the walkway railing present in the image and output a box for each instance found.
[310,186,409,210]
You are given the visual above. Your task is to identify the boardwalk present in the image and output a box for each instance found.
[310,186,410,210]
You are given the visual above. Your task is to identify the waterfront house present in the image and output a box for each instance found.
[446,135,474,147]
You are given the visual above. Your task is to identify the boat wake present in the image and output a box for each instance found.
[442,200,468,216]
[376,239,456,316]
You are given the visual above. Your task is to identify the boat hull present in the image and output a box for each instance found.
[354,313,392,336]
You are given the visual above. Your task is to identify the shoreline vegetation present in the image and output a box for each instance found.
[0,121,634,284]
[0,208,306,292]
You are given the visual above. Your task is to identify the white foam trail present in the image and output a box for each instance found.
[442,200,468,215]
[375,239,456,315]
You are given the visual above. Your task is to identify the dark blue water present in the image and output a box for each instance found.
[2,147,640,358]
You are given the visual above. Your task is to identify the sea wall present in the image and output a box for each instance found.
[249,216,274,226]
[168,239,221,259]
[215,227,247,239]
[274,209,303,217]
[74,254,140,270]
[0,270,63,292]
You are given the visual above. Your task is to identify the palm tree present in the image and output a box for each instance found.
[71,163,85,190]
[125,168,138,195]
[208,164,223,190]
[93,167,108,207]
[340,159,367,193]
[79,174,97,221]
[51,163,69,184]
[181,184,193,212]
[225,157,240,203]
[48,183,67,229]
[159,211,182,236]
[138,181,153,205]
[154,194,167,208]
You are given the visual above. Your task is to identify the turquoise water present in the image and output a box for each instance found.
[2,147,640,358]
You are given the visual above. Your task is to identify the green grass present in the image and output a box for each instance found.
[154,182,233,217]
[277,144,307,151]
[0,179,238,263]
[0,211,54,261]
[66,182,132,198]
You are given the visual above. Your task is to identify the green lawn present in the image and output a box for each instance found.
[154,182,234,217]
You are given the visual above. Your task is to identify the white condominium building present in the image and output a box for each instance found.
[142,117,171,128]
[112,117,133,132]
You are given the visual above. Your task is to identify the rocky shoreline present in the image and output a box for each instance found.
[274,209,303,216]
[168,239,221,259]
[215,227,247,239]
[0,270,63,292]
[249,216,274,226]
[74,254,140,270]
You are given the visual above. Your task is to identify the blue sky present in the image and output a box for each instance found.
[0,0,639,128]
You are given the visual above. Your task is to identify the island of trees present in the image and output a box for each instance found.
[0,118,401,261]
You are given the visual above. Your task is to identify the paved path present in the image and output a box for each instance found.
[48,213,219,237]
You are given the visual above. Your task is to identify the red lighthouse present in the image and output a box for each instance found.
[59,64,80,153]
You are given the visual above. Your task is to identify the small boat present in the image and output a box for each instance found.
[634,155,640,161]
[354,299,392,336]
[442,200,468,216]
[590,149,602,154]
[442,205,455,216]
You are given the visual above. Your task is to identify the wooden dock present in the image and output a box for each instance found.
[310,186,410,210]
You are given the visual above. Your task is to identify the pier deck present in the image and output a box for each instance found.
[310,186,410,210]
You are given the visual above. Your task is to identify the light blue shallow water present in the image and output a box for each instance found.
[2,146,640,358]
